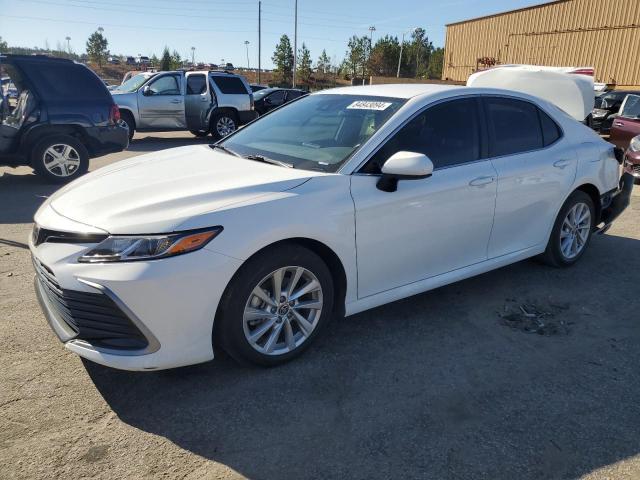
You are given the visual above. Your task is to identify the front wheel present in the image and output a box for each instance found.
[31,135,89,184]
[216,244,334,366]
[539,191,595,267]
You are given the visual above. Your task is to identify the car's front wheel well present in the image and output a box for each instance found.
[575,183,601,224]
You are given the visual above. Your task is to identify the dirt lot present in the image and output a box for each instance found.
[1,132,639,480]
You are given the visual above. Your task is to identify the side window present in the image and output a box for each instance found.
[362,97,481,173]
[287,90,304,101]
[620,95,640,119]
[267,90,286,105]
[186,74,207,95]
[212,76,247,94]
[148,75,180,95]
[485,97,543,157]
[539,109,561,146]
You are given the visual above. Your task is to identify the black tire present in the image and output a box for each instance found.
[119,111,135,141]
[31,135,89,184]
[190,130,209,137]
[210,111,238,140]
[216,244,334,366]
[539,190,595,267]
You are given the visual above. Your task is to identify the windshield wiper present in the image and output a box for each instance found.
[209,144,240,157]
[245,154,294,168]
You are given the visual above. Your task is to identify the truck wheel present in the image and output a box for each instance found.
[211,111,238,140]
[119,111,135,141]
[31,135,89,184]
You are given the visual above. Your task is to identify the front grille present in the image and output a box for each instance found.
[32,225,107,247]
[632,164,640,174]
[33,257,148,350]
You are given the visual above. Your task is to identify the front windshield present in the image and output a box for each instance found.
[115,73,152,93]
[222,94,406,172]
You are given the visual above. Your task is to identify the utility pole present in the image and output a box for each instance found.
[191,46,195,66]
[293,0,298,88]
[244,40,250,69]
[65,36,71,54]
[397,27,415,78]
[365,25,375,85]
[258,1,262,83]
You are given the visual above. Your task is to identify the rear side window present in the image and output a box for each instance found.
[485,97,543,157]
[539,109,561,146]
[186,74,207,95]
[211,76,247,94]
[363,97,481,173]
[19,62,109,101]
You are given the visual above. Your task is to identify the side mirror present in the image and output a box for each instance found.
[376,151,434,192]
[142,85,152,96]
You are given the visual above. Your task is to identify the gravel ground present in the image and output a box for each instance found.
[1,132,639,480]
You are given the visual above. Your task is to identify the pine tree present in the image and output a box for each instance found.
[297,43,312,85]
[86,29,108,66]
[160,47,172,71]
[271,35,294,87]
[316,49,331,74]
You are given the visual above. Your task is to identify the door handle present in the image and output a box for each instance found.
[469,176,495,187]
[170,99,182,104]
[553,159,572,169]
[614,122,625,127]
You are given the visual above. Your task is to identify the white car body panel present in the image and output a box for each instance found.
[31,83,623,370]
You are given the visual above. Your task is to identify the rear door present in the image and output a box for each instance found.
[210,75,250,112]
[185,73,210,131]
[483,96,577,258]
[136,73,185,129]
[610,94,640,149]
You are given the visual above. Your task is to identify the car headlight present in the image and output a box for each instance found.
[78,227,223,263]
[592,108,609,118]
[629,136,640,152]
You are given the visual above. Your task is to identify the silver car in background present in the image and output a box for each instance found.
[111,70,256,140]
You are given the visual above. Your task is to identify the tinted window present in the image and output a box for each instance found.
[148,75,180,95]
[287,90,304,100]
[186,74,207,95]
[621,95,640,118]
[19,62,109,101]
[212,76,247,94]
[539,109,561,146]
[363,98,481,173]
[267,90,286,104]
[486,97,542,157]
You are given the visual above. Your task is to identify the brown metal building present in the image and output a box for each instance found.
[443,0,640,89]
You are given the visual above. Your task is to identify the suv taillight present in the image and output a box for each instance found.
[109,104,121,125]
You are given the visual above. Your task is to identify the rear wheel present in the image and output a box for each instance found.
[210,111,238,140]
[31,135,89,184]
[216,244,334,366]
[539,191,595,267]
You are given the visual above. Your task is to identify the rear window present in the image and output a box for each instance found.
[187,74,207,95]
[486,97,543,157]
[19,62,110,101]
[211,76,247,94]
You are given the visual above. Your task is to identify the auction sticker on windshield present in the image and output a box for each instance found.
[347,101,392,111]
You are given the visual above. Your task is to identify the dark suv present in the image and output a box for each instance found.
[0,55,128,183]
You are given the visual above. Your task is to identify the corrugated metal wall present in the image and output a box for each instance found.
[443,0,640,87]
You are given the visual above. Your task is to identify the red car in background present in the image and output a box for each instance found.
[610,94,640,183]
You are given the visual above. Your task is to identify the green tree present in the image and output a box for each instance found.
[272,34,294,87]
[170,50,182,70]
[0,36,8,52]
[316,49,331,74]
[150,53,160,68]
[160,47,172,70]
[86,29,109,66]
[408,28,433,78]
[297,43,312,85]
[342,35,366,79]
[427,47,444,79]
[368,35,401,77]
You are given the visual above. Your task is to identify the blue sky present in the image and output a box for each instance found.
[1,0,543,68]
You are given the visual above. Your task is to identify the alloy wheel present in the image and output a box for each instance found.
[559,202,591,259]
[216,116,236,137]
[242,266,323,356]
[43,144,81,177]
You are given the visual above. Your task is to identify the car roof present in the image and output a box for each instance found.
[316,83,462,99]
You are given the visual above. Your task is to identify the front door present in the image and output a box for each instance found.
[350,97,497,298]
[137,73,186,129]
[483,96,578,258]
[610,94,640,149]
[185,73,211,131]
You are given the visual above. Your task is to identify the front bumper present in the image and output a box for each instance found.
[624,150,640,179]
[31,238,242,371]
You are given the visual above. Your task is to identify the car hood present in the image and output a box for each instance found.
[45,145,324,234]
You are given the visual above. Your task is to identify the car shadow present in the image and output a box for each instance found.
[0,170,58,225]
[86,231,640,479]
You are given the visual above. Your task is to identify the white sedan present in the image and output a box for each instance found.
[31,84,632,370]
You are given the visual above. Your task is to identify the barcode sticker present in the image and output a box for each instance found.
[347,101,392,111]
